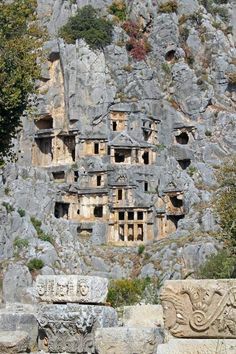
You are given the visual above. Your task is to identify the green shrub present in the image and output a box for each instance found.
[30,216,42,229]
[17,208,26,217]
[38,233,53,243]
[138,245,145,255]
[197,249,236,279]
[27,258,44,272]
[4,188,10,196]
[2,202,14,213]
[109,0,127,21]
[31,216,53,244]
[187,165,197,177]
[162,62,171,74]
[205,130,212,137]
[214,156,236,249]
[107,277,151,307]
[14,237,29,250]
[59,5,113,49]
[159,1,178,13]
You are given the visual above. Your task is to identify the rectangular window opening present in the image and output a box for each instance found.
[128,211,134,220]
[118,189,123,200]
[97,175,102,186]
[94,143,99,154]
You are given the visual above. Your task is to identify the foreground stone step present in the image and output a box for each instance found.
[36,275,108,303]
[123,304,164,328]
[95,327,164,354]
[37,304,117,353]
[156,339,236,353]
[0,304,38,350]
[160,279,236,338]
[0,331,30,353]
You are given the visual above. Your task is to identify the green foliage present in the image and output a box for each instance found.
[14,237,29,250]
[31,216,53,244]
[159,1,178,13]
[0,0,45,163]
[27,258,44,272]
[187,165,198,177]
[17,208,26,217]
[197,249,236,279]
[2,202,14,213]
[162,63,171,74]
[138,245,145,255]
[199,0,229,22]
[31,216,42,229]
[205,130,212,137]
[59,5,113,49]
[4,188,10,196]
[214,157,236,250]
[109,0,127,21]
[107,277,151,307]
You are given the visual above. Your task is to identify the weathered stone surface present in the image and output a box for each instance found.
[3,263,32,303]
[0,331,30,353]
[35,275,108,303]
[0,307,38,349]
[160,279,236,338]
[123,304,164,328]
[37,303,117,353]
[95,327,164,354]
[156,339,236,354]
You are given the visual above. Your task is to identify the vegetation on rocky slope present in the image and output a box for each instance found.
[0,0,44,163]
[197,157,236,278]
[59,5,113,49]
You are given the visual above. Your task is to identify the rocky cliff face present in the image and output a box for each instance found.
[0,0,235,302]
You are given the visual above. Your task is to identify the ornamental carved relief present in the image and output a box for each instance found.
[160,280,236,338]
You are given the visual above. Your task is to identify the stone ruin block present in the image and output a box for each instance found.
[37,304,117,353]
[0,331,30,353]
[95,327,164,354]
[123,304,164,328]
[36,275,108,304]
[160,279,236,339]
[156,339,236,354]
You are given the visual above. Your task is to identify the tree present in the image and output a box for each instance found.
[0,0,44,164]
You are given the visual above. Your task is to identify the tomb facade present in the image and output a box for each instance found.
[31,100,186,245]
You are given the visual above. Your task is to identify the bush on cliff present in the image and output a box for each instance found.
[197,156,236,279]
[59,5,113,49]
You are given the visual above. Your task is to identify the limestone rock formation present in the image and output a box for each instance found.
[0,0,236,298]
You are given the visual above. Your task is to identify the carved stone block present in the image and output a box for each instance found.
[35,275,108,303]
[160,279,236,338]
[37,304,117,353]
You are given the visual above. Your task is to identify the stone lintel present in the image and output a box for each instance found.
[35,275,108,304]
